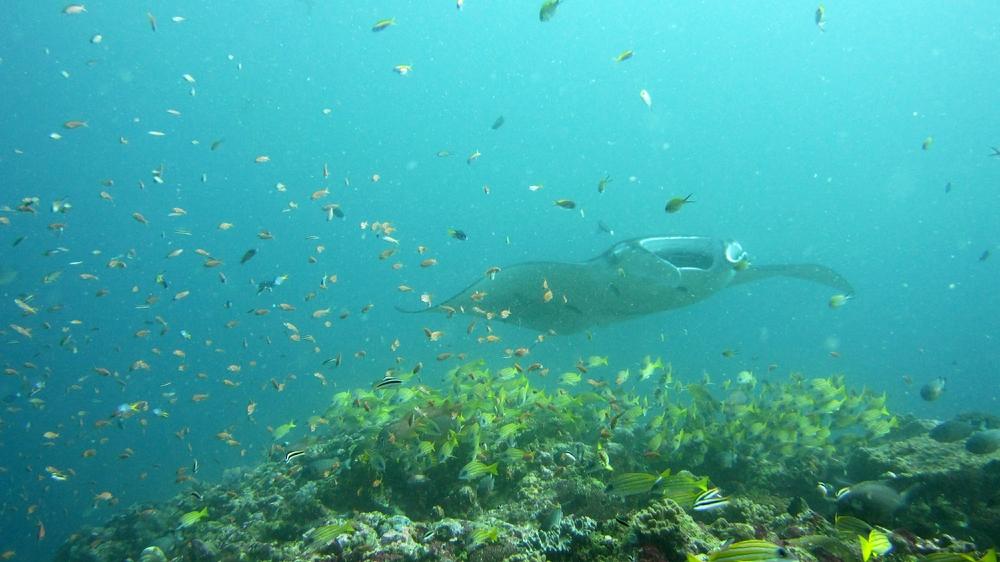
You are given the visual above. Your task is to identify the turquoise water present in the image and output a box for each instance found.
[0,0,998,558]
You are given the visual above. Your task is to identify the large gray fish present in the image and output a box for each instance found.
[399,236,853,334]
[965,429,1000,455]
[837,481,916,526]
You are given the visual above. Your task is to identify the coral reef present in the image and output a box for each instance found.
[51,363,1000,561]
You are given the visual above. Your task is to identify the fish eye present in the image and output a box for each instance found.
[777,547,791,558]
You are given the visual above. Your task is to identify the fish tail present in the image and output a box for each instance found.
[859,536,872,562]
[395,305,435,315]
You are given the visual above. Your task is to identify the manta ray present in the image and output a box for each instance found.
[399,236,854,334]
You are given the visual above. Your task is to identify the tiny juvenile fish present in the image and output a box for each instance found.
[539,0,563,22]
[665,194,694,214]
[829,293,853,308]
[372,18,396,32]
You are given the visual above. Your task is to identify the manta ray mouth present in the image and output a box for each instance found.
[636,236,747,272]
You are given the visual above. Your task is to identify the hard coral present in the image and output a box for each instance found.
[633,499,722,562]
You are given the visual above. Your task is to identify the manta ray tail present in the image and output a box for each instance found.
[394,305,444,315]
[731,264,854,294]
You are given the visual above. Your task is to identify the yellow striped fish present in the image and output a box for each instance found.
[860,529,892,561]
[708,540,795,562]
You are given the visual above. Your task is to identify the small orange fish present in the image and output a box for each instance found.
[191,393,209,402]
[423,328,445,341]
[398,285,413,292]
[437,353,453,361]
[218,222,233,230]
[421,259,437,268]
[173,291,189,300]
[470,291,486,301]
[165,249,183,258]
[312,308,331,318]
[311,188,329,200]
[132,212,148,225]
[542,290,553,302]
[64,121,88,129]
[254,156,270,163]
[247,400,257,416]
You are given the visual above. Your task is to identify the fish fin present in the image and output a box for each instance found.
[859,536,872,562]
[730,263,854,294]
